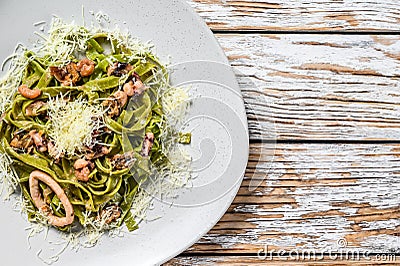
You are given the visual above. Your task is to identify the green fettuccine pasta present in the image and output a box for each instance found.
[0,20,184,234]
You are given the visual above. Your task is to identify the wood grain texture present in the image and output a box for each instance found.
[181,143,400,254]
[166,256,399,265]
[167,3,400,265]
[215,34,400,141]
[187,0,400,32]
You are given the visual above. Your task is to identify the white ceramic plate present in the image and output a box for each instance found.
[0,1,249,265]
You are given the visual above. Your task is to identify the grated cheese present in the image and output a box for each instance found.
[35,17,92,66]
[94,11,111,25]
[0,46,29,115]
[46,95,106,158]
[0,152,19,200]
[79,209,121,247]
[161,86,190,119]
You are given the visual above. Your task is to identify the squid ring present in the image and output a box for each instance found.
[29,170,74,227]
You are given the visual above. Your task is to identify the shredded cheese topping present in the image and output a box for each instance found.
[0,153,19,200]
[162,86,190,119]
[35,17,92,66]
[46,95,106,158]
[0,47,29,115]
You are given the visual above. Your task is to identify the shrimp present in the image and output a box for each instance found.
[50,62,80,86]
[47,141,59,159]
[25,101,46,117]
[141,132,154,157]
[76,58,95,77]
[114,90,128,107]
[122,81,134,97]
[97,205,121,224]
[18,85,42,99]
[10,132,34,153]
[123,73,146,97]
[84,145,110,160]
[74,158,90,169]
[29,170,75,227]
[74,159,94,182]
[102,97,120,117]
[111,152,136,170]
[29,130,47,152]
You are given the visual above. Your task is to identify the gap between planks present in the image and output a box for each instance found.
[252,140,400,145]
[212,30,400,35]
[165,255,400,265]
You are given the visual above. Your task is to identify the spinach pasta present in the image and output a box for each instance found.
[0,18,191,234]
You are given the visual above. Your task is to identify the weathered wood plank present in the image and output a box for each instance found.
[171,2,400,265]
[183,143,400,254]
[187,0,400,32]
[215,34,400,141]
[166,256,400,265]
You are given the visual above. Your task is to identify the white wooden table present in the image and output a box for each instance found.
[166,1,400,264]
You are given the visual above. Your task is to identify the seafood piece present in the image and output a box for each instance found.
[29,170,75,227]
[18,85,41,99]
[74,159,94,182]
[141,132,154,157]
[76,58,96,77]
[114,90,128,107]
[50,62,80,86]
[10,132,34,153]
[84,145,110,160]
[97,205,122,224]
[107,62,133,77]
[123,73,147,97]
[25,101,46,117]
[111,152,136,170]
[29,130,47,153]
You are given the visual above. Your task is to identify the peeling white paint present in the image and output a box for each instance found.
[187,0,400,31]
[361,235,400,253]
[196,144,400,252]
[215,34,400,140]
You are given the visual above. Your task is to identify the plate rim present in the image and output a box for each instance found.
[157,1,249,264]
